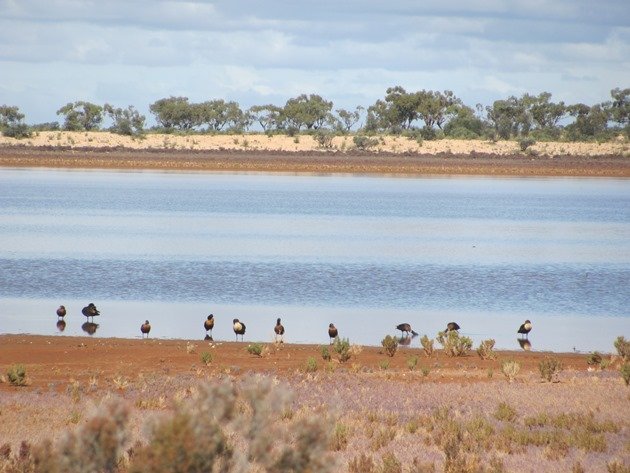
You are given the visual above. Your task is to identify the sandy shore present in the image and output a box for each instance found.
[0,132,629,177]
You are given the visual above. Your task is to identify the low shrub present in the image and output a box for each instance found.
[7,364,27,386]
[381,335,398,357]
[476,339,496,360]
[304,356,318,373]
[320,345,331,361]
[501,360,520,382]
[333,337,352,363]
[437,331,473,357]
[420,335,434,357]
[621,363,630,386]
[407,355,419,371]
[539,356,563,382]
[587,351,603,368]
[518,137,536,151]
[200,351,213,366]
[494,402,518,423]
[330,422,349,451]
[353,135,379,150]
[246,343,263,357]
[614,336,630,361]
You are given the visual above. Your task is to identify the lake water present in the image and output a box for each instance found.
[1,168,628,353]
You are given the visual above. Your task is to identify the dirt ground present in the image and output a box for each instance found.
[0,334,609,393]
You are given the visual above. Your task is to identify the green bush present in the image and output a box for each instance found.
[437,331,473,357]
[381,335,398,357]
[420,335,434,357]
[2,123,32,139]
[353,135,379,150]
[614,336,630,361]
[407,355,419,371]
[518,137,536,151]
[587,351,603,368]
[539,356,563,382]
[320,345,331,361]
[304,356,318,373]
[333,337,352,363]
[476,339,496,360]
[200,351,213,366]
[7,364,27,386]
[246,343,263,357]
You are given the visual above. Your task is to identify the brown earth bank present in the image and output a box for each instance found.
[1,335,628,472]
[1,141,629,177]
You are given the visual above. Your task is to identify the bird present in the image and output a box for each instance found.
[274,318,285,343]
[328,323,338,344]
[517,319,532,339]
[141,320,151,338]
[396,323,418,337]
[56,305,66,319]
[444,322,460,333]
[204,314,215,337]
[81,303,100,322]
[233,318,246,341]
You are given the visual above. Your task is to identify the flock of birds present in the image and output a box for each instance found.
[56,304,534,346]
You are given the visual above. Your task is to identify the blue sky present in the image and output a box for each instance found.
[1,0,628,125]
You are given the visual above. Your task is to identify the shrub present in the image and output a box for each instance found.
[379,360,390,370]
[407,355,419,371]
[200,351,213,366]
[381,335,398,357]
[621,363,630,386]
[320,345,331,361]
[587,351,603,368]
[2,123,32,139]
[518,137,536,151]
[7,364,27,386]
[304,356,318,373]
[314,130,334,149]
[348,454,376,473]
[437,331,473,357]
[614,336,630,361]
[333,337,351,363]
[501,360,520,382]
[494,402,517,422]
[539,356,563,382]
[353,135,379,150]
[476,339,496,360]
[329,422,348,451]
[246,343,263,357]
[420,335,434,357]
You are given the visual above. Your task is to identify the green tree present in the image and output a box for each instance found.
[56,101,103,131]
[103,104,145,135]
[485,97,530,139]
[0,105,31,138]
[248,104,283,132]
[282,94,333,131]
[149,96,196,131]
[443,105,486,138]
[334,106,363,132]
[608,87,629,135]
[522,92,566,130]
[566,103,609,140]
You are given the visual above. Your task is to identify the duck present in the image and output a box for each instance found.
[396,323,418,337]
[328,323,338,344]
[518,320,532,339]
[204,314,215,337]
[56,305,66,319]
[233,318,246,341]
[141,320,151,338]
[444,322,460,333]
[274,318,285,343]
[81,303,100,322]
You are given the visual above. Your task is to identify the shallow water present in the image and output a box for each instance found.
[0,169,628,352]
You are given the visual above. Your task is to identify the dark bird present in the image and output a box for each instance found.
[396,323,418,337]
[141,320,151,338]
[328,323,338,344]
[233,318,246,341]
[82,303,100,322]
[56,319,66,332]
[204,314,215,337]
[444,322,460,333]
[274,318,285,343]
[517,320,532,339]
[56,305,66,319]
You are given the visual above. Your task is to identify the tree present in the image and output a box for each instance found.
[443,105,486,138]
[56,101,103,131]
[103,104,145,135]
[196,100,249,132]
[383,86,420,130]
[0,104,31,138]
[521,92,566,130]
[248,104,283,132]
[415,90,462,130]
[334,106,363,132]
[485,97,530,139]
[608,87,630,127]
[282,94,333,131]
[149,97,196,131]
[566,103,609,139]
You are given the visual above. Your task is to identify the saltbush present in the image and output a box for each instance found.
[333,337,352,363]
[476,339,496,360]
[7,364,27,386]
[381,335,398,357]
[501,360,521,382]
[420,335,434,357]
[614,336,630,362]
[539,356,563,382]
[246,343,263,357]
[437,331,473,357]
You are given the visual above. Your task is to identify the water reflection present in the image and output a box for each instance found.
[518,338,532,351]
[398,333,418,347]
[56,319,66,332]
[82,322,99,335]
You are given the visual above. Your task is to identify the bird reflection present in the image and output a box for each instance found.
[82,322,99,336]
[398,332,418,347]
[204,334,213,341]
[56,319,66,332]
[517,338,532,351]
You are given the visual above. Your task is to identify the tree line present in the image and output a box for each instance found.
[1,87,628,142]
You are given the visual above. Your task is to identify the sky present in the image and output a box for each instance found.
[1,0,629,126]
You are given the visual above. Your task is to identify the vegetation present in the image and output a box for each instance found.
[621,363,630,386]
[539,356,563,382]
[501,360,520,382]
[381,335,398,357]
[246,343,264,357]
[436,331,473,357]
[6,364,27,386]
[333,337,352,363]
[3,86,628,143]
[614,336,630,362]
[420,335,435,357]
[200,351,212,366]
[320,345,331,361]
[476,339,497,360]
